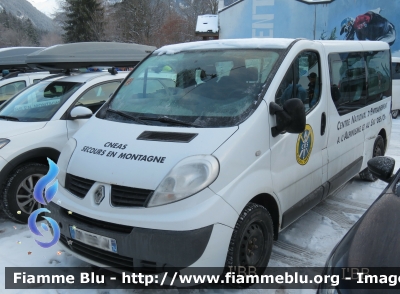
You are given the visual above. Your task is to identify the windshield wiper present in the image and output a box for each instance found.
[0,115,19,121]
[106,108,150,125]
[138,115,202,127]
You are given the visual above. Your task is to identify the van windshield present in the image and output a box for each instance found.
[106,49,281,127]
[0,81,82,122]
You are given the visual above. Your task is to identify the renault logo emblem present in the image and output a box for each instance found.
[94,185,105,205]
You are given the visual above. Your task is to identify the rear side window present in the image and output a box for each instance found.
[329,50,391,116]
[392,62,400,80]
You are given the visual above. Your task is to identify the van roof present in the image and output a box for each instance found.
[317,39,389,52]
[27,42,156,70]
[154,38,390,55]
[0,47,44,70]
[155,38,296,55]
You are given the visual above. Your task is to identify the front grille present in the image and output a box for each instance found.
[137,131,198,143]
[60,235,134,271]
[111,185,153,207]
[65,174,95,198]
[61,208,133,234]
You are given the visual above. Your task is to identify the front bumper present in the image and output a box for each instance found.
[48,185,237,270]
[49,202,221,270]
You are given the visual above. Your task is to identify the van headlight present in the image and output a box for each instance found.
[146,155,219,207]
[57,138,77,187]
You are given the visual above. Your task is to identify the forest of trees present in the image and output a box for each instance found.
[0,9,44,47]
[0,0,220,49]
[60,0,220,47]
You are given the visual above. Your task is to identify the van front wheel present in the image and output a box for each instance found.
[392,110,399,119]
[359,135,385,182]
[225,203,273,274]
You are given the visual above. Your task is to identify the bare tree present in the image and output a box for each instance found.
[178,0,219,42]
[40,32,64,46]
[0,24,34,47]
[109,0,168,45]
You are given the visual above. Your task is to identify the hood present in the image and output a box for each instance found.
[68,117,238,190]
[0,121,47,138]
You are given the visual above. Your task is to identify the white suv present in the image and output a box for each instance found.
[0,70,129,222]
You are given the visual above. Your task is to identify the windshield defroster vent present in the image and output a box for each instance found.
[137,131,198,143]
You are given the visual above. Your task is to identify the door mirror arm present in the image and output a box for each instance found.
[269,102,292,137]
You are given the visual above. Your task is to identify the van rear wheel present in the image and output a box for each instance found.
[225,203,273,276]
[359,135,385,182]
[1,163,47,223]
[392,110,399,119]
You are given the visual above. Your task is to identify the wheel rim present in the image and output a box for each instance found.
[239,221,265,266]
[392,110,399,117]
[16,174,43,215]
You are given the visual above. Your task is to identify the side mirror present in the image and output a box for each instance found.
[70,106,93,120]
[367,156,395,183]
[269,98,306,137]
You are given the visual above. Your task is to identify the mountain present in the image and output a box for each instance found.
[0,0,55,32]
[26,0,59,18]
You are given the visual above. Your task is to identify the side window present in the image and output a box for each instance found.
[275,51,320,113]
[0,81,26,103]
[392,63,400,80]
[329,50,390,115]
[366,51,391,103]
[75,81,121,113]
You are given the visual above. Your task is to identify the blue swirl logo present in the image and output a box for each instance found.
[28,158,60,248]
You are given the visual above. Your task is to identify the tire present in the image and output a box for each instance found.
[1,163,48,223]
[225,203,274,277]
[392,110,399,119]
[359,135,385,182]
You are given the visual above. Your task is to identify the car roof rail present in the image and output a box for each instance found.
[38,69,81,82]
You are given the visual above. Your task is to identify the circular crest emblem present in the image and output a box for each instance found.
[296,124,314,165]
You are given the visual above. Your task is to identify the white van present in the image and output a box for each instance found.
[0,42,156,223]
[0,47,54,105]
[391,56,400,118]
[51,38,391,272]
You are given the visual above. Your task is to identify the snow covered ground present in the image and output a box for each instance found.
[1,118,400,294]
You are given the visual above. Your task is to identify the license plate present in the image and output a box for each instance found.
[69,226,118,253]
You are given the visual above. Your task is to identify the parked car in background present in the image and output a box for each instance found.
[318,156,400,293]
[391,57,400,118]
[0,47,54,105]
[0,42,156,223]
